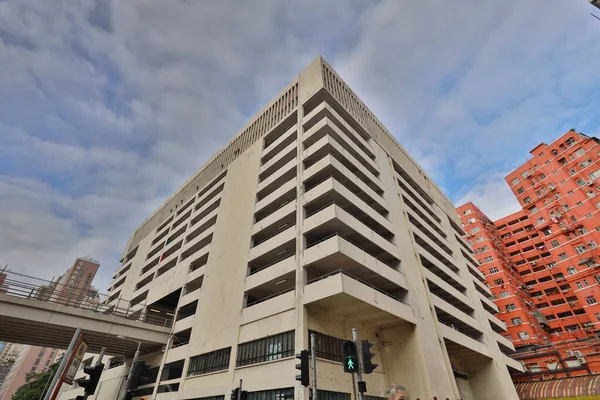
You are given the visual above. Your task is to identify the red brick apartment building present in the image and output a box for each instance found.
[458,130,600,382]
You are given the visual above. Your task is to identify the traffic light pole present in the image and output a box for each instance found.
[351,328,365,400]
[117,341,141,400]
[44,328,81,400]
[237,379,243,400]
[310,333,318,400]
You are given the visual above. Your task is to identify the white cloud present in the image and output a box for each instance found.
[455,173,521,221]
[0,0,599,293]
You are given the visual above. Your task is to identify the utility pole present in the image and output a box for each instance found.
[310,333,318,400]
[351,328,365,400]
[44,328,81,400]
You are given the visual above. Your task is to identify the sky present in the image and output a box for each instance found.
[1,0,599,292]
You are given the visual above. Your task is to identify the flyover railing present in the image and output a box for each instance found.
[0,269,172,328]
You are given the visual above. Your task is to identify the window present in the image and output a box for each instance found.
[575,148,585,156]
[550,240,560,248]
[463,209,472,215]
[489,267,499,274]
[248,389,295,400]
[567,266,577,275]
[586,296,597,305]
[569,169,576,175]
[540,173,547,179]
[596,313,600,322]
[466,218,476,224]
[177,300,198,321]
[523,197,531,204]
[517,187,525,194]
[558,252,568,261]
[589,241,598,248]
[236,331,294,367]
[506,304,516,311]
[518,332,530,340]
[576,281,584,289]
[568,190,574,195]
[575,245,588,254]
[530,206,538,213]
[500,290,510,298]
[310,331,343,363]
[484,256,494,263]
[317,391,351,400]
[511,317,522,325]
[595,275,600,285]
[577,179,586,186]
[576,201,583,207]
[494,278,504,286]
[587,213,593,219]
[187,347,231,376]
[512,178,519,185]
[589,168,600,180]
[471,227,480,234]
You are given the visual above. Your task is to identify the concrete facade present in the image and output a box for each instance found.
[93,57,520,400]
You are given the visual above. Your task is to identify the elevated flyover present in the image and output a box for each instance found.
[0,271,171,356]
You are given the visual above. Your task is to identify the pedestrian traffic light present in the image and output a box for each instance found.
[360,340,378,374]
[341,340,358,373]
[77,363,104,395]
[295,349,309,386]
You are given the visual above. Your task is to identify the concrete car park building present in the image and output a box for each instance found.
[92,57,521,400]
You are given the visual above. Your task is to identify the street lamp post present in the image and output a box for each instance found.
[116,336,142,400]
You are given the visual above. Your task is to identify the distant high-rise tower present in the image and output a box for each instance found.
[103,57,520,400]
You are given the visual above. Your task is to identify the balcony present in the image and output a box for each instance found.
[245,270,295,309]
[417,249,465,294]
[304,234,408,295]
[256,158,297,201]
[488,313,507,333]
[303,155,387,216]
[261,125,297,164]
[438,319,489,358]
[259,140,297,182]
[426,273,473,315]
[303,270,415,326]
[304,204,399,267]
[303,135,383,194]
[254,180,296,223]
[304,177,393,239]
[240,289,295,325]
[302,101,375,160]
[494,332,515,354]
[479,294,499,314]
[432,295,483,335]
[180,228,213,262]
[251,202,296,246]
[303,116,378,176]
[246,256,296,290]
[247,227,295,272]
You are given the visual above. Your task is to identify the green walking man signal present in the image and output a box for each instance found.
[341,340,358,373]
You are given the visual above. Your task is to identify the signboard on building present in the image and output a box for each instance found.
[61,333,88,385]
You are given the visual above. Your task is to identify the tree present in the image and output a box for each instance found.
[11,362,59,400]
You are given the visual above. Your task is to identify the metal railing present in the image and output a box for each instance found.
[306,269,409,305]
[0,270,172,328]
[437,319,482,342]
[246,287,295,307]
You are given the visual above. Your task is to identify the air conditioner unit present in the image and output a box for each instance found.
[578,357,587,364]
[587,181,594,186]
[569,302,576,306]
[531,261,537,265]
[574,350,583,357]
[562,289,570,293]
[566,350,574,356]
[537,296,543,300]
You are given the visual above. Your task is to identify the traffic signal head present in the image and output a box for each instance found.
[360,340,378,374]
[231,387,240,400]
[295,350,309,386]
[129,361,153,390]
[341,340,358,373]
[241,390,248,400]
[77,363,104,395]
